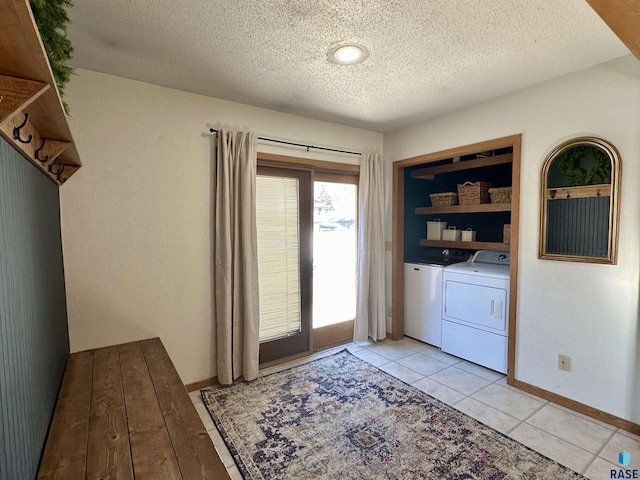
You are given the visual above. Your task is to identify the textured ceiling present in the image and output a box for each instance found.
[67,0,629,133]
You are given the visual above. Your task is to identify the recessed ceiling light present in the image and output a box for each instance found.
[335,45,362,63]
[328,43,369,65]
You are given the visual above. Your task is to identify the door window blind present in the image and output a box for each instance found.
[256,175,302,342]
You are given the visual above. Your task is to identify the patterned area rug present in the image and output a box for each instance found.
[201,350,585,479]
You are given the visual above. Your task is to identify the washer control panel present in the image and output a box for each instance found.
[471,250,510,266]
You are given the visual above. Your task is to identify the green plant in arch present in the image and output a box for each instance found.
[555,145,611,186]
[29,0,75,113]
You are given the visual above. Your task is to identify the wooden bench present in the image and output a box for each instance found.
[37,338,230,479]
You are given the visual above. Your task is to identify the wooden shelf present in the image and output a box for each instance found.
[416,202,511,215]
[411,153,513,179]
[0,0,81,185]
[419,239,510,251]
[547,183,611,200]
[586,0,640,62]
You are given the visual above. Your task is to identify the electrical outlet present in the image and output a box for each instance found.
[558,354,571,371]
[387,306,392,317]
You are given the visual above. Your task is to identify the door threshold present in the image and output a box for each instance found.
[259,349,313,369]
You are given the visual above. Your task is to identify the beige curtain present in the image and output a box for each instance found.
[354,152,387,342]
[214,130,260,384]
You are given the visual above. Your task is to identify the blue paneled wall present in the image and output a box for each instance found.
[546,197,610,257]
[0,138,69,480]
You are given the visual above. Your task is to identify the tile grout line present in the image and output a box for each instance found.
[549,403,618,433]
[398,359,453,379]
[616,428,640,442]
[581,428,619,475]
[449,393,525,435]
[460,382,546,422]
[519,397,549,423]
[512,420,596,473]
[520,403,619,460]
[422,374,488,397]
[505,418,524,435]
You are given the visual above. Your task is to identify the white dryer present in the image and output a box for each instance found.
[442,250,510,373]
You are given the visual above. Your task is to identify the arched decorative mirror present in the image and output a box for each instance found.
[539,137,621,264]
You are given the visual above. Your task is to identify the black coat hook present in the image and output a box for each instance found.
[34,139,49,163]
[13,113,33,144]
[48,158,67,182]
[48,159,65,183]
[48,158,63,175]
[56,165,66,183]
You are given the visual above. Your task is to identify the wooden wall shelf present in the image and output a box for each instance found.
[419,239,510,251]
[586,0,640,61]
[416,203,512,215]
[411,153,513,179]
[0,0,81,185]
[547,183,611,200]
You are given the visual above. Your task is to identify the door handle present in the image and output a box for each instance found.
[491,300,503,319]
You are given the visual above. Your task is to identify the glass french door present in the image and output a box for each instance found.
[256,167,311,364]
[312,172,358,348]
[256,165,358,363]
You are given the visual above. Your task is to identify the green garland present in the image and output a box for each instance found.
[555,145,611,186]
[29,0,75,113]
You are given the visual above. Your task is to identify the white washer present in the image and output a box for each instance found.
[404,263,444,347]
[442,250,510,373]
[404,249,472,347]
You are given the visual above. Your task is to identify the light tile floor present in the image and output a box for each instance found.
[189,337,640,480]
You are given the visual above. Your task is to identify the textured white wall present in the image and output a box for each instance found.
[61,69,382,384]
[384,55,640,423]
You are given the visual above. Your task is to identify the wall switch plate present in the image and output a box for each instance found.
[558,354,571,371]
[385,241,392,251]
[387,306,392,317]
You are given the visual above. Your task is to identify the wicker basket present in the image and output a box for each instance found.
[504,224,511,244]
[429,192,458,207]
[457,181,492,205]
[489,187,512,204]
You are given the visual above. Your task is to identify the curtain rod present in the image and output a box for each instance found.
[208,128,362,156]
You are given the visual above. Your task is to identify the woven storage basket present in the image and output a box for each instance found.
[489,187,512,204]
[504,224,511,244]
[429,192,458,207]
[457,181,492,205]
